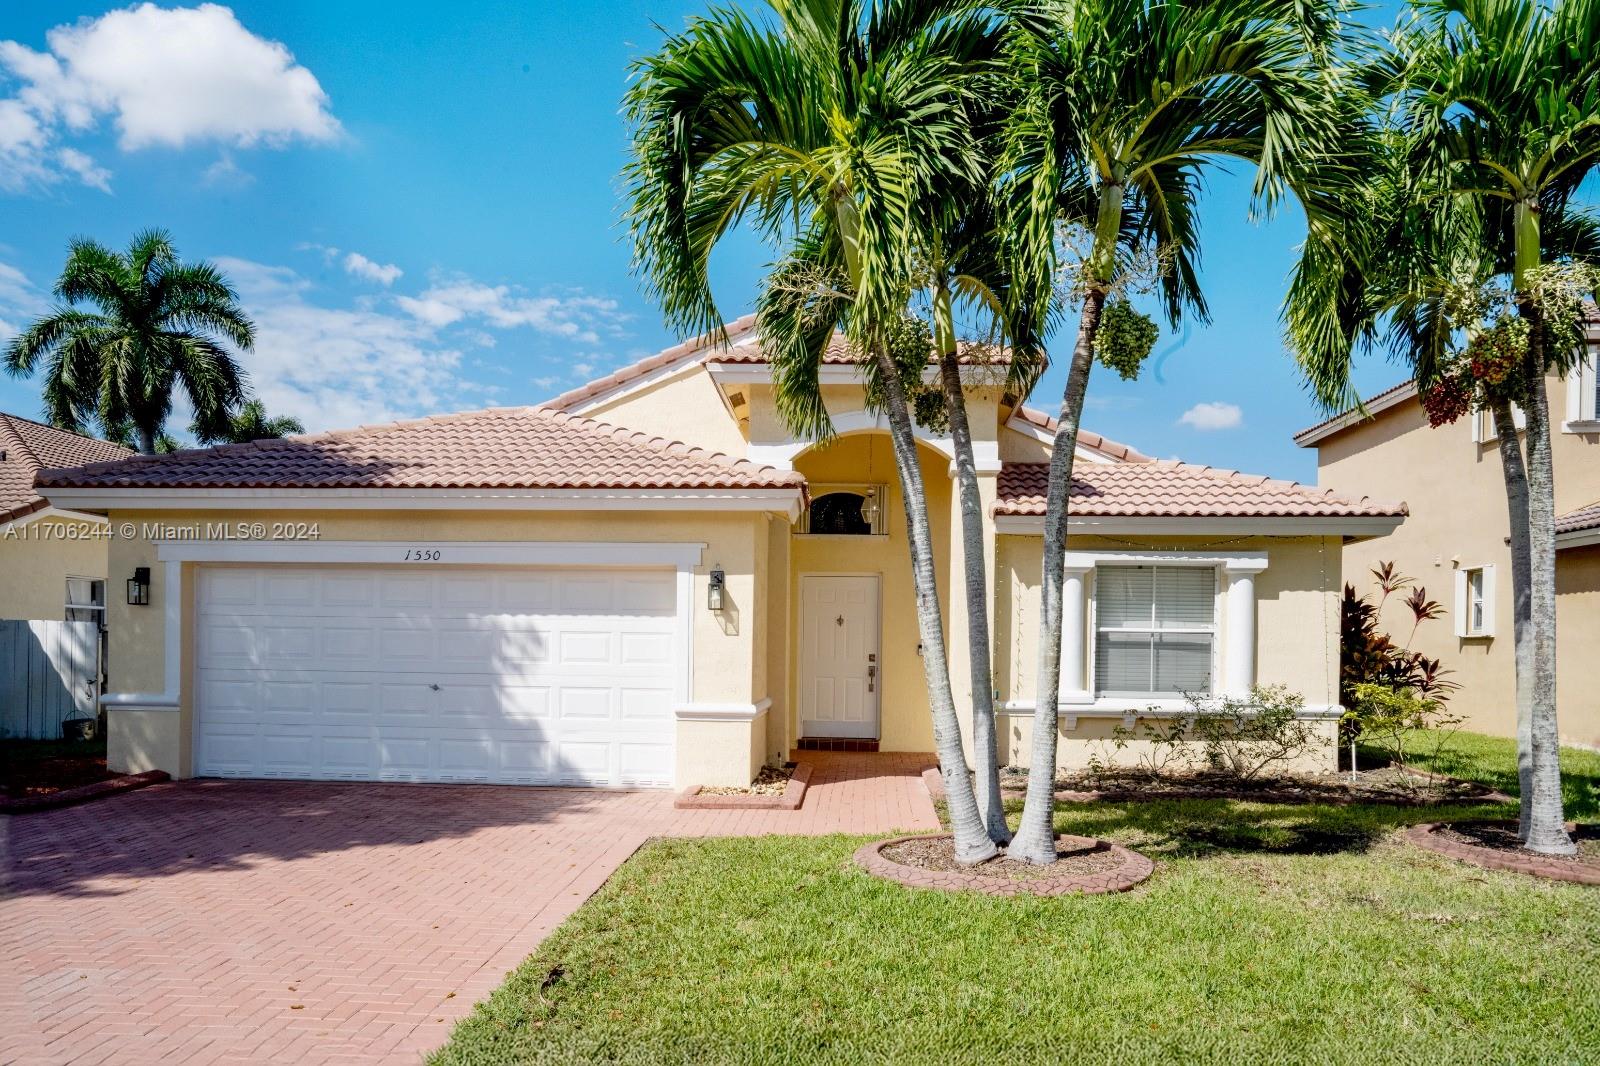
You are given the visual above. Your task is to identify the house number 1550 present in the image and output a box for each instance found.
[403,548,441,561]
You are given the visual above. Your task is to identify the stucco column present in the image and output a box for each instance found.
[1060,564,1092,703]
[1223,560,1268,696]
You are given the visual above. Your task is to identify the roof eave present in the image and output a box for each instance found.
[992,513,1406,537]
[1293,382,1420,448]
[39,485,807,521]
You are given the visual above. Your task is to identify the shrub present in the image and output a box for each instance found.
[1187,686,1323,781]
[1340,563,1458,746]
[1347,682,1464,776]
[1090,686,1323,782]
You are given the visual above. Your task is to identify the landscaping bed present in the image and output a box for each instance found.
[675,762,810,810]
[0,737,117,801]
[1408,820,1600,885]
[860,832,1154,895]
[994,764,1505,806]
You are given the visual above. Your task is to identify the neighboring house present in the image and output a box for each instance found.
[1,412,131,624]
[37,318,1404,788]
[1295,310,1600,750]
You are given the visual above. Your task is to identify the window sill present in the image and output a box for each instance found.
[1563,419,1600,434]
[1459,632,1494,641]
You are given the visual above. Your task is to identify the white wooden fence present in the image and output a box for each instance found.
[0,620,100,739]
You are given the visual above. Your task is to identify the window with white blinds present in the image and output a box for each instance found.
[1093,565,1216,697]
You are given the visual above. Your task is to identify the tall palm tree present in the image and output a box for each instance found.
[1001,0,1341,863]
[929,205,1049,844]
[1291,0,1600,854]
[194,399,305,445]
[4,230,253,454]
[624,0,1004,862]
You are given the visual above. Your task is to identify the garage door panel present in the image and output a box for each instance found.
[380,573,433,608]
[321,573,376,607]
[196,565,678,787]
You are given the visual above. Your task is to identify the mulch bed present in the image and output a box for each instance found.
[675,762,810,810]
[1,770,170,814]
[856,833,1155,896]
[1407,820,1600,885]
[987,765,1509,807]
[1,747,118,801]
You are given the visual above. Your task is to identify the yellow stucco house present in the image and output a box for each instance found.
[37,320,1404,787]
[1296,310,1600,750]
[2,412,132,624]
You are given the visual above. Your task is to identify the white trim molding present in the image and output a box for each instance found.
[998,699,1344,722]
[152,539,707,568]
[675,698,772,722]
[0,505,111,533]
[1053,550,1268,708]
[42,486,805,521]
[1293,382,1418,447]
[1001,411,1120,464]
[1557,526,1600,550]
[993,513,1404,537]
[747,408,960,467]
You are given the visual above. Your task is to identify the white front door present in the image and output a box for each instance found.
[799,574,880,739]
[194,565,678,787]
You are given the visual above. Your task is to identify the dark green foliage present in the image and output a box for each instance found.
[1093,299,1160,380]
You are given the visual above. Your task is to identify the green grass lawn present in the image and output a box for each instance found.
[432,732,1600,1065]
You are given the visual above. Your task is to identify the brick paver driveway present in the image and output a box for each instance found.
[0,752,936,1065]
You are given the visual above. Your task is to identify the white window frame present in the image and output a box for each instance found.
[1565,342,1600,433]
[1454,564,1495,638]
[1473,405,1526,443]
[64,575,107,630]
[1090,564,1219,700]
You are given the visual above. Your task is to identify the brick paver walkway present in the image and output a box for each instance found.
[0,752,937,1065]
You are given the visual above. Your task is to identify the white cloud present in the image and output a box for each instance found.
[397,278,625,343]
[215,256,474,432]
[0,261,47,342]
[570,362,595,379]
[1178,401,1243,431]
[0,3,338,191]
[200,152,253,188]
[342,252,402,286]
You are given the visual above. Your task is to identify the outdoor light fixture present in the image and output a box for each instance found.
[127,567,151,606]
[708,568,725,612]
[861,486,881,530]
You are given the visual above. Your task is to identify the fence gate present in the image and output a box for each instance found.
[0,619,100,739]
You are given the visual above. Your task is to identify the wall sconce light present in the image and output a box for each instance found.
[127,566,151,606]
[708,568,725,612]
[861,485,881,530]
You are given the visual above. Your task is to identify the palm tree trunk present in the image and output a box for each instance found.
[872,346,999,864]
[1489,400,1534,838]
[1516,325,1575,855]
[137,424,157,455]
[936,317,1009,845]
[1007,286,1103,865]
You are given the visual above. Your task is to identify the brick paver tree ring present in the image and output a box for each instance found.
[854,834,1155,896]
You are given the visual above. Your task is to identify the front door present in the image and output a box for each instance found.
[799,575,880,739]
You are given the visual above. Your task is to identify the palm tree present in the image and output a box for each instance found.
[4,229,253,454]
[1293,0,1599,856]
[1001,0,1341,864]
[194,400,305,445]
[1293,141,1557,839]
[624,0,1004,862]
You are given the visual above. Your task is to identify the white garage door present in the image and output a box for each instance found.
[195,565,678,787]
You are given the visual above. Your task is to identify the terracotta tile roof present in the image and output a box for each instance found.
[1557,501,1600,537]
[1,412,133,523]
[1292,380,1420,446]
[1007,405,1153,463]
[542,315,759,412]
[994,459,1407,519]
[35,407,806,493]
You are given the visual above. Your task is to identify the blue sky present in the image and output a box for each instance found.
[0,2,1410,481]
